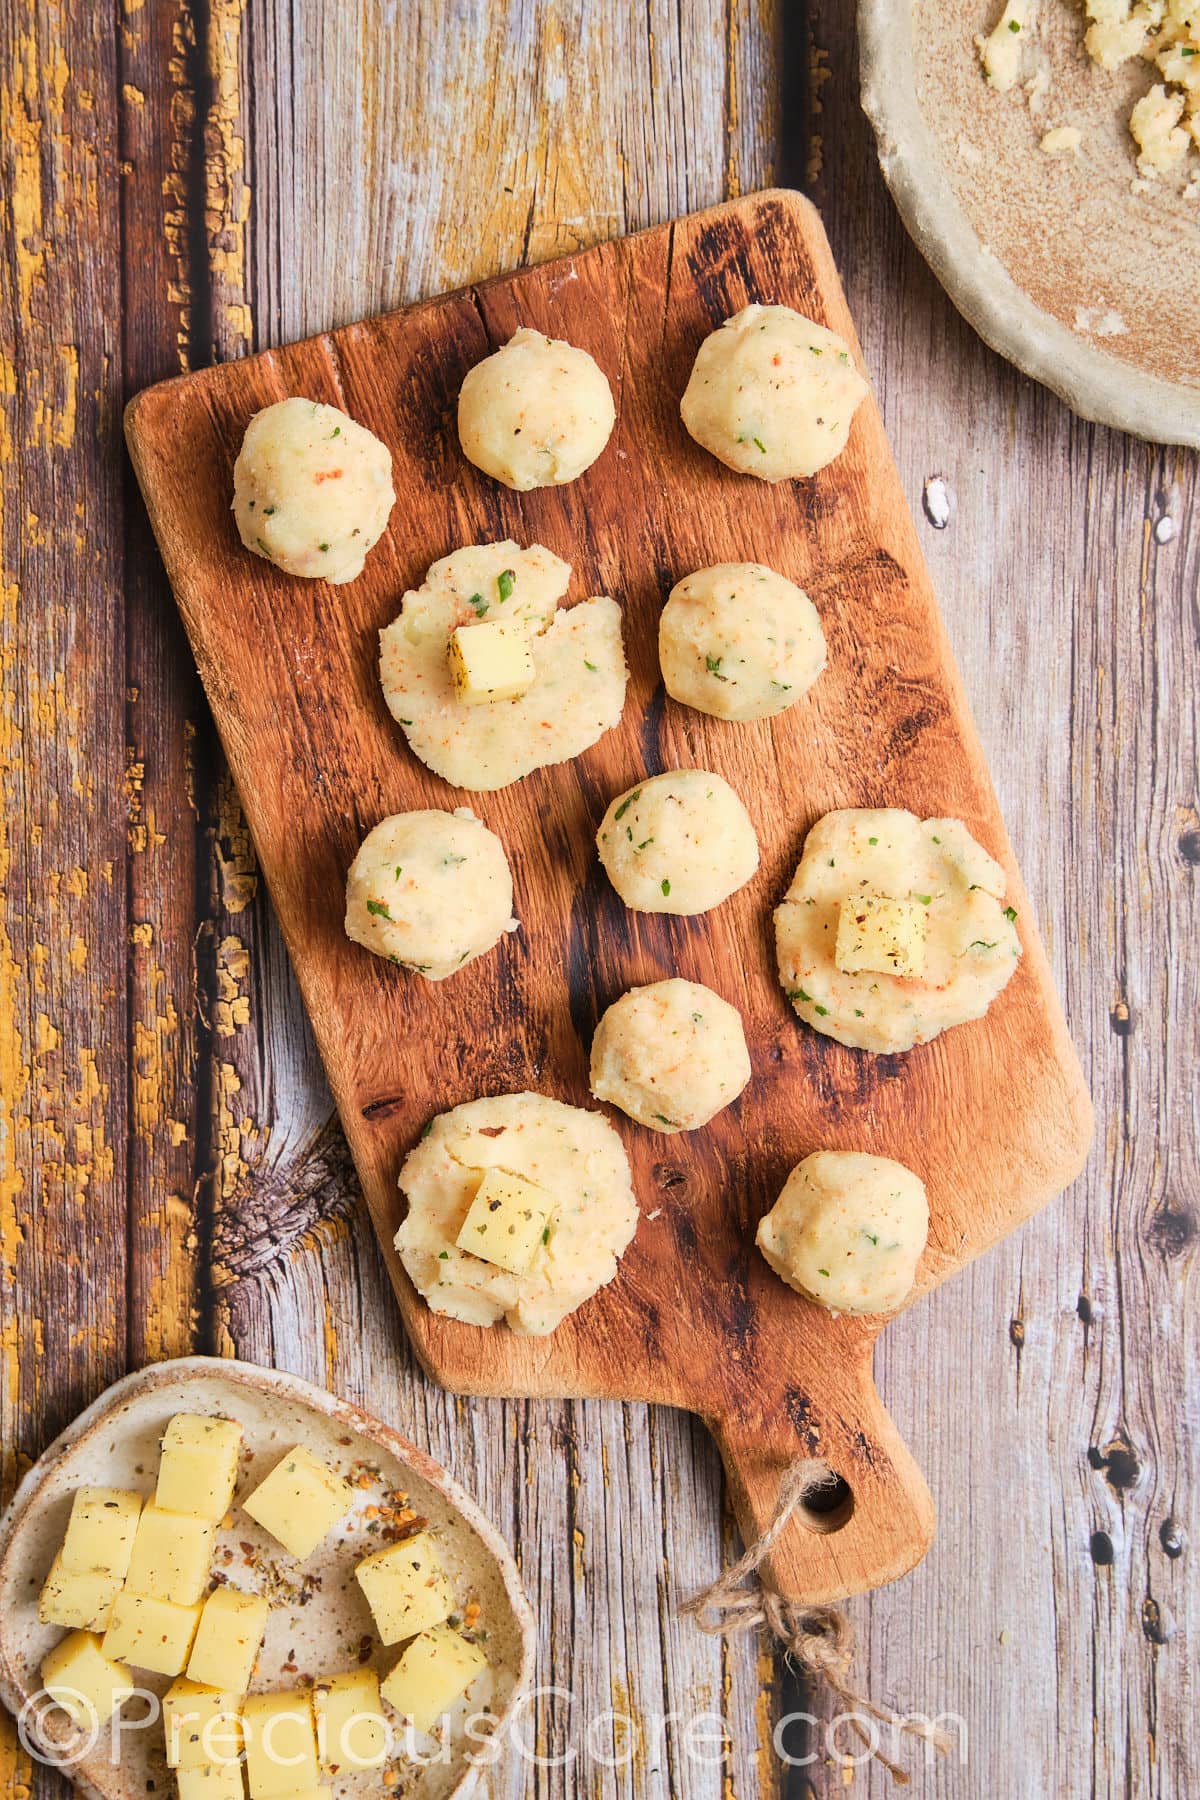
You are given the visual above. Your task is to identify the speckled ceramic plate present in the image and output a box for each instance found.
[0,1359,534,1800]
[859,0,1200,445]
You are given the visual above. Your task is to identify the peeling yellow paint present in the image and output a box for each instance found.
[215,770,257,911]
[207,0,253,355]
[753,1641,776,1797]
[163,15,198,368]
[214,932,250,1037]
[0,566,26,1277]
[4,33,48,321]
[125,748,166,853]
[27,343,78,450]
[323,1295,338,1382]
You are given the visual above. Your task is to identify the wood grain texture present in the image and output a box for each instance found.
[124,189,1090,1609]
[1,0,1196,1794]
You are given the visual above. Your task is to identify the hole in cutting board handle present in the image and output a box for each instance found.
[798,1464,854,1534]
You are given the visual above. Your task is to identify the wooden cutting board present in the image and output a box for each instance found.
[125,190,1092,1606]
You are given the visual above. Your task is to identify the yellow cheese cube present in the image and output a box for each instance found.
[163,1677,243,1768]
[156,1414,243,1523]
[102,1591,203,1676]
[448,620,535,705]
[834,894,928,979]
[41,1630,135,1731]
[354,1533,454,1645]
[38,1552,120,1632]
[175,1765,246,1800]
[242,1692,319,1800]
[125,1505,215,1603]
[380,1625,488,1734]
[454,1168,553,1274]
[241,1445,354,1562]
[187,1586,271,1692]
[60,1485,142,1577]
[313,1668,387,1771]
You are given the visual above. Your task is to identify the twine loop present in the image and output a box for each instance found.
[681,1459,951,1784]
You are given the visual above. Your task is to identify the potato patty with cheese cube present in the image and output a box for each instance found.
[396,1092,638,1335]
[379,541,627,791]
[774,808,1021,1053]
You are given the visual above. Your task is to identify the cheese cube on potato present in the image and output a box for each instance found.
[448,620,535,704]
[381,1625,487,1734]
[41,1630,135,1731]
[156,1415,243,1523]
[125,1506,215,1604]
[175,1765,246,1800]
[313,1668,387,1771]
[834,895,927,979]
[187,1586,271,1692]
[102,1591,203,1676]
[163,1677,243,1768]
[38,1552,121,1632]
[454,1168,554,1274]
[242,1692,319,1800]
[354,1534,453,1645]
[241,1445,354,1561]
[60,1486,142,1578]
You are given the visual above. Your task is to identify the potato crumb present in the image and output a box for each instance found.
[1040,125,1082,154]
[979,0,1200,182]
[975,0,1030,93]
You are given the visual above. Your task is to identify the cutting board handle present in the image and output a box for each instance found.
[708,1353,936,1607]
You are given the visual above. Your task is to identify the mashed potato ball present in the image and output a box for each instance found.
[596,770,759,916]
[232,397,395,583]
[756,1150,929,1314]
[458,327,616,490]
[590,978,751,1133]
[680,304,868,482]
[345,809,515,980]
[659,562,827,721]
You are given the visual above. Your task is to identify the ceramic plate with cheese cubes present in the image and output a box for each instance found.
[0,1358,533,1800]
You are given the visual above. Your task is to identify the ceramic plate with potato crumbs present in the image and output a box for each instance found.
[0,1359,533,1800]
[859,0,1200,445]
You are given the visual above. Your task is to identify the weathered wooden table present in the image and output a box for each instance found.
[1,4,1195,1796]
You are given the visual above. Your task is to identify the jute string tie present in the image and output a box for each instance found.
[680,1459,952,1784]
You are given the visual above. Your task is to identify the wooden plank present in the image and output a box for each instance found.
[125,187,1091,1618]
[809,5,1200,1795]
[221,7,800,1797]
[0,0,129,1486]
[0,6,130,1796]
[118,0,207,1368]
